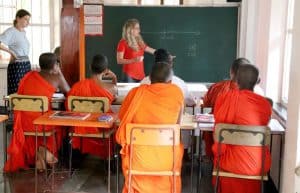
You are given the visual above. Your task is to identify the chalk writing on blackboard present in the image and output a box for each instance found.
[142,31,201,40]
[187,44,197,57]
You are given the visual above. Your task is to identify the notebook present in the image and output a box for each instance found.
[98,114,113,122]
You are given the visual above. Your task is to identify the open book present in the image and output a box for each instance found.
[193,113,215,123]
[50,111,91,120]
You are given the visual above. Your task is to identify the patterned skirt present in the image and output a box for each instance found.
[7,60,31,95]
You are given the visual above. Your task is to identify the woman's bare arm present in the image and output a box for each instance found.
[0,43,17,59]
[145,46,156,54]
[117,52,140,65]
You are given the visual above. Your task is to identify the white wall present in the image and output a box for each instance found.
[281,0,300,191]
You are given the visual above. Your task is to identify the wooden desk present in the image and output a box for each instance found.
[33,111,117,193]
[0,115,8,166]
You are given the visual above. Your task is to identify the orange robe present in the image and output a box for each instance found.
[4,71,64,172]
[67,79,115,158]
[212,89,272,193]
[116,84,184,193]
[202,80,238,157]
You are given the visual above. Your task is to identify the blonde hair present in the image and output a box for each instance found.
[122,18,145,51]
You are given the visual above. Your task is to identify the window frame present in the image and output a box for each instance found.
[280,0,295,107]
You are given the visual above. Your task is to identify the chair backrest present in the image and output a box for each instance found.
[126,123,180,146]
[68,96,109,113]
[9,94,49,112]
[214,123,271,146]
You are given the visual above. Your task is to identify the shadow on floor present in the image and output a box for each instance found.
[0,155,214,193]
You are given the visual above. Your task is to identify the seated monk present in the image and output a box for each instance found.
[140,48,195,160]
[202,58,250,158]
[212,64,272,193]
[4,52,70,172]
[116,61,184,193]
[67,54,117,158]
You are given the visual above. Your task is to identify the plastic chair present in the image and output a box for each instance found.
[68,95,109,113]
[67,96,115,184]
[213,123,271,193]
[125,123,181,193]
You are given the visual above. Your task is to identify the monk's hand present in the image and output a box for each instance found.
[105,70,117,84]
[54,66,63,75]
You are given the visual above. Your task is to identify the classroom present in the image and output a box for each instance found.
[0,0,299,193]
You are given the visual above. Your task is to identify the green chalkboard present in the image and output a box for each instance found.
[85,6,238,82]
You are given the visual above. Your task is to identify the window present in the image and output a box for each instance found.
[281,0,295,104]
[164,0,180,5]
[141,0,160,5]
[0,0,60,68]
[103,0,137,5]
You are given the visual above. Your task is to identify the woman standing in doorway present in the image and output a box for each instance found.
[0,9,31,95]
[117,18,155,82]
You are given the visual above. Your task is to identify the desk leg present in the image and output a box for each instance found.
[35,125,38,193]
[190,129,195,193]
[108,135,111,193]
[196,130,202,193]
[69,132,73,178]
[115,143,119,193]
[43,128,48,179]
[51,128,56,191]
[3,121,7,164]
[278,134,284,191]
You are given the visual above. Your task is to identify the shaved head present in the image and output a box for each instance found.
[230,57,251,80]
[237,64,259,90]
[150,62,172,84]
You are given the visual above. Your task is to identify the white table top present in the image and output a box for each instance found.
[181,114,285,134]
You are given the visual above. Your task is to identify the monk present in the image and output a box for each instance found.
[140,48,195,160]
[202,58,250,158]
[67,54,117,158]
[116,61,184,193]
[212,64,272,193]
[203,58,250,109]
[4,53,70,172]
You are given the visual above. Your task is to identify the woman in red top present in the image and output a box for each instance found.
[117,18,155,82]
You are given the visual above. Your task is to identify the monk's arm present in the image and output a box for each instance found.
[57,70,70,94]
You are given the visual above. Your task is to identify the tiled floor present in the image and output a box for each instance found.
[0,121,214,193]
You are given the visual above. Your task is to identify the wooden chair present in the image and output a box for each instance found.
[9,94,56,174]
[213,123,271,193]
[125,123,181,193]
[67,96,115,178]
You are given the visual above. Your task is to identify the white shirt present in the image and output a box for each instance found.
[0,27,30,57]
[140,75,195,106]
